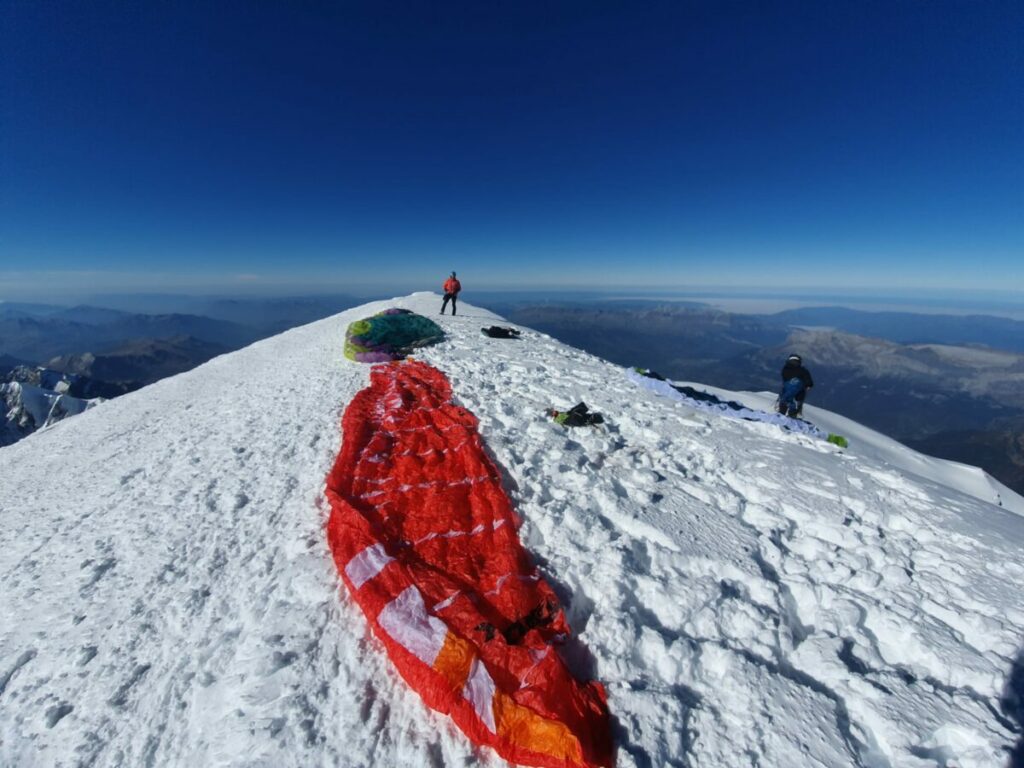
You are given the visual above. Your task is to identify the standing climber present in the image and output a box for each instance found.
[440,271,462,315]
[777,354,814,418]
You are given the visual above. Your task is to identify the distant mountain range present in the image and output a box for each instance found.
[495,304,785,369]
[0,306,256,361]
[46,336,230,388]
[0,296,366,362]
[65,294,364,333]
[768,306,1024,353]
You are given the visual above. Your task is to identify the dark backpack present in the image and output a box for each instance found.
[481,326,522,339]
[551,401,604,427]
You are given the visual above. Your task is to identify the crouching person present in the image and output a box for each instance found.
[778,354,813,418]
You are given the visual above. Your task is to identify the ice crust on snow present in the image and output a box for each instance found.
[1,292,1023,767]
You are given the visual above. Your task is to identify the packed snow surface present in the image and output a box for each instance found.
[2,293,1023,767]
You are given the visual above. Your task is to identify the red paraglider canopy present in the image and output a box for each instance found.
[325,360,613,768]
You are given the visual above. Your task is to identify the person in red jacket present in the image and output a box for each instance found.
[440,271,461,315]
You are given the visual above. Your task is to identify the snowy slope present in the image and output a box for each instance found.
[1,292,1022,768]
[668,381,1024,518]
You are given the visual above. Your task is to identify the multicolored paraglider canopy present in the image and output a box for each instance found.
[344,309,445,363]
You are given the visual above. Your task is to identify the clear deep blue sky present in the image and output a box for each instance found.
[1,1,1021,300]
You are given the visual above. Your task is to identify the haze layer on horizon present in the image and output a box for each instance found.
[2,283,1022,321]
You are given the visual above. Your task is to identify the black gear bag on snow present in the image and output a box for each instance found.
[481,326,522,339]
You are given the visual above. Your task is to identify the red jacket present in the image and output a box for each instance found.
[443,277,461,294]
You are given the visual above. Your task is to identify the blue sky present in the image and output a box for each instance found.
[1,1,1021,302]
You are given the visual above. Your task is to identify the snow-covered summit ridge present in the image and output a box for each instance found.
[1,293,1022,767]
